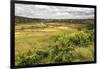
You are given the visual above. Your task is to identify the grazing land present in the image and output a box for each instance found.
[15,16,95,66]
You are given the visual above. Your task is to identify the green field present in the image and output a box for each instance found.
[15,21,95,66]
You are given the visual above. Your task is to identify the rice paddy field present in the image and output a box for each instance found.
[15,20,95,66]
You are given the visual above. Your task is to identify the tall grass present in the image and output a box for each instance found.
[15,30,94,66]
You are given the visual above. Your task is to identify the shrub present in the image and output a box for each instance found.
[47,31,94,62]
[47,32,75,63]
[15,49,49,66]
[16,31,94,66]
[68,31,92,47]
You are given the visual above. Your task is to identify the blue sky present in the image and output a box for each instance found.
[15,3,94,19]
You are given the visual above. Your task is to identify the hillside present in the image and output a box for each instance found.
[15,16,94,24]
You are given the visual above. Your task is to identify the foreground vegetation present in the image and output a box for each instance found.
[15,18,95,66]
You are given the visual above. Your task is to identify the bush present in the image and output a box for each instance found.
[68,31,93,47]
[47,32,75,63]
[15,49,49,66]
[16,31,94,66]
[47,31,94,62]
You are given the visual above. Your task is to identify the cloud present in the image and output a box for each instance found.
[15,3,94,19]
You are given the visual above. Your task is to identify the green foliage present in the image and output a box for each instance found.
[16,48,49,66]
[77,24,94,31]
[85,24,94,30]
[16,30,94,66]
[15,22,94,66]
[68,31,93,47]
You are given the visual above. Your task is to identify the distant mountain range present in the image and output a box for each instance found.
[15,16,94,24]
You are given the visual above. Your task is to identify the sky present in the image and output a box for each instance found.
[15,3,94,19]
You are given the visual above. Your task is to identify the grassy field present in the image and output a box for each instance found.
[15,21,95,66]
